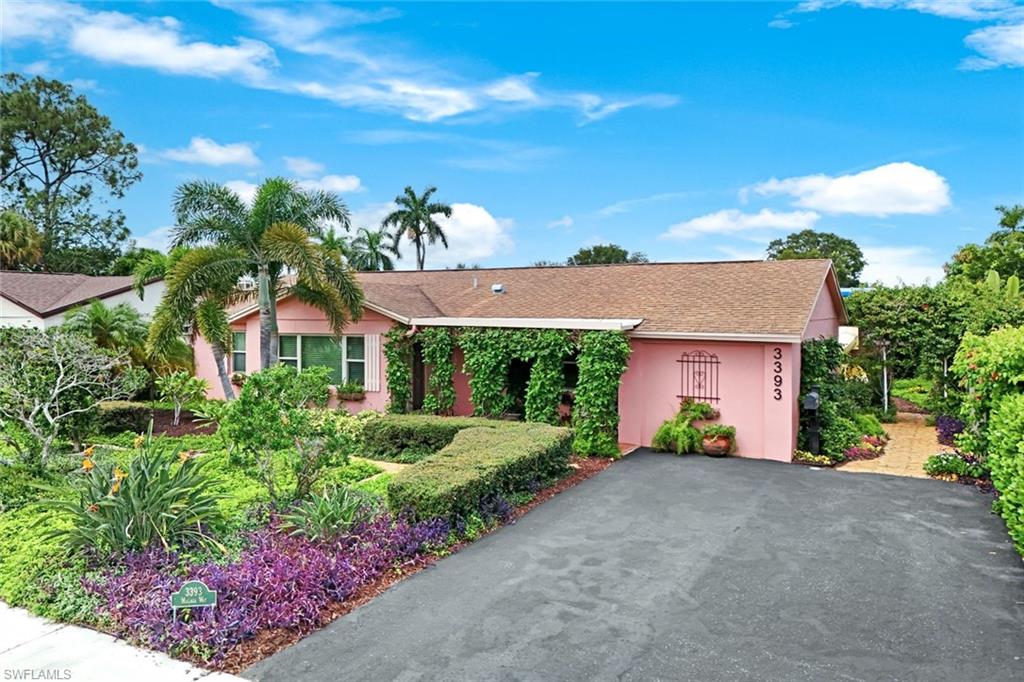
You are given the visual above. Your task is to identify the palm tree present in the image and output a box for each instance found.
[996,204,1024,233]
[348,226,399,271]
[147,247,243,401]
[169,177,364,368]
[0,210,43,270]
[382,186,452,270]
[63,299,148,352]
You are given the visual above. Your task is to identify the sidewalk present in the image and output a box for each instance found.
[838,412,949,478]
[0,603,242,682]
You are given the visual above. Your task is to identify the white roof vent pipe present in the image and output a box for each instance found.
[472,276,478,289]
[491,283,506,294]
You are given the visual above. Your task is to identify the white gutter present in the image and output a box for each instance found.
[628,330,802,343]
[408,317,644,331]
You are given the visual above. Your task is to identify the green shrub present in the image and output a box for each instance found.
[280,487,380,541]
[316,459,383,489]
[923,452,985,478]
[96,401,152,434]
[155,371,208,426]
[351,473,392,498]
[387,422,572,519]
[988,394,1024,553]
[852,413,887,439]
[572,330,631,456]
[651,401,717,455]
[0,464,55,512]
[363,414,512,463]
[39,433,226,554]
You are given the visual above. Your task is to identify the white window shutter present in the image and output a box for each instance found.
[364,333,381,392]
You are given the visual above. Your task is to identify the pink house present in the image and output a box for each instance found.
[195,259,845,462]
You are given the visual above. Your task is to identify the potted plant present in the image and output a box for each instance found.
[230,372,246,387]
[336,380,366,401]
[701,424,736,457]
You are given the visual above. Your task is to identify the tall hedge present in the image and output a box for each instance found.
[572,331,630,456]
[988,394,1024,553]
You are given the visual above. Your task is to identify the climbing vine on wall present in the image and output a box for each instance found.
[573,330,631,456]
[522,329,572,425]
[383,325,413,413]
[419,327,456,415]
[457,328,513,417]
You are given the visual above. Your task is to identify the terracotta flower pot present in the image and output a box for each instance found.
[702,435,731,457]
[337,391,366,402]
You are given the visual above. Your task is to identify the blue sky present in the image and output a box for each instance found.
[4,1,1023,283]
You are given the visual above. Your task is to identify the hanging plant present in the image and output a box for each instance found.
[522,329,573,425]
[573,330,631,456]
[383,325,413,413]
[458,328,514,417]
[419,327,456,415]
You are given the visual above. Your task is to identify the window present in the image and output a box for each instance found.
[279,335,299,367]
[277,334,365,386]
[231,332,246,372]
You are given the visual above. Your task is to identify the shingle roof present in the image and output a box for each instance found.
[0,271,139,316]
[353,259,843,337]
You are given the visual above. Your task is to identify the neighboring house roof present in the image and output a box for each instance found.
[232,259,845,342]
[0,271,144,317]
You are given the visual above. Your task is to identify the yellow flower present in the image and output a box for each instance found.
[82,446,95,458]
[113,467,127,481]
[82,458,95,472]
[133,435,145,449]
[178,449,198,463]
[110,480,121,494]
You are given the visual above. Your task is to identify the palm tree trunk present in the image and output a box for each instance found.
[211,343,235,401]
[417,241,425,270]
[257,263,273,368]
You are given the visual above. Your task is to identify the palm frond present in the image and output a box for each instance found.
[262,222,326,285]
[195,298,231,351]
[172,181,248,247]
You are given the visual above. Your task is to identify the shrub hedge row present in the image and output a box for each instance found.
[988,394,1024,552]
[96,401,152,434]
[387,422,572,519]
[363,414,514,463]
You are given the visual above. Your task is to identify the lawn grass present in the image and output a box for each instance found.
[891,376,934,408]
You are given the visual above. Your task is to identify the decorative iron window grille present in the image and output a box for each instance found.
[677,350,720,403]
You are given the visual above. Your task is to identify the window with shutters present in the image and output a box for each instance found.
[276,334,367,387]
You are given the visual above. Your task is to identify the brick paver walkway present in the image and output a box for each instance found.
[838,413,951,478]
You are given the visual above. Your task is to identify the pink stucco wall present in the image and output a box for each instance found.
[195,299,395,413]
[617,340,801,461]
[803,283,843,340]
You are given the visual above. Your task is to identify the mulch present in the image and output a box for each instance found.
[208,454,617,674]
[891,397,929,414]
[149,409,217,437]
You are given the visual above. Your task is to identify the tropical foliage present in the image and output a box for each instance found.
[347,226,399,271]
[0,209,42,269]
[766,229,865,287]
[382,185,451,270]
[572,331,631,456]
[155,371,208,426]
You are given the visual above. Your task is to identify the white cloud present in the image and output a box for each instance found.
[297,174,365,194]
[795,0,1021,22]
[349,202,397,230]
[2,1,83,41]
[224,180,258,205]
[293,79,478,122]
[547,216,574,230]
[960,23,1024,69]
[661,209,820,240]
[861,246,945,285]
[282,156,325,177]
[162,137,261,167]
[23,60,51,75]
[749,162,951,216]
[597,191,696,217]
[484,74,540,103]
[394,203,514,268]
[572,93,679,123]
[132,226,174,252]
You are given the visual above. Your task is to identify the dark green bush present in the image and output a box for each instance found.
[96,401,152,434]
[988,394,1024,554]
[363,414,512,463]
[387,422,572,519]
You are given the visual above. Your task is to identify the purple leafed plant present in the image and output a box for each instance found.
[86,513,449,661]
[935,415,965,447]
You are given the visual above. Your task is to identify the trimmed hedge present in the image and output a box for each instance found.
[362,414,513,463]
[387,422,572,519]
[96,401,152,434]
[988,394,1024,554]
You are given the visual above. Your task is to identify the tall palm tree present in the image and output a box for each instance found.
[382,186,452,270]
[63,299,148,352]
[349,226,399,271]
[147,246,243,400]
[0,210,43,270]
[169,177,364,368]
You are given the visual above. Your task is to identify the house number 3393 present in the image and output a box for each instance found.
[771,347,784,401]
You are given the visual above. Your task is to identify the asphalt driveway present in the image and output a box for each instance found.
[246,450,1024,682]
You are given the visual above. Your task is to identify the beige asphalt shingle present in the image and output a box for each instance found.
[0,271,140,316]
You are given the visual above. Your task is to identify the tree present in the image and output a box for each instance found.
[0,328,144,466]
[62,299,147,353]
[108,246,162,276]
[348,226,399,271]
[566,243,648,266]
[382,186,452,270]
[155,370,208,426]
[0,74,140,272]
[169,178,363,369]
[766,230,865,287]
[946,205,1024,282]
[0,209,42,269]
